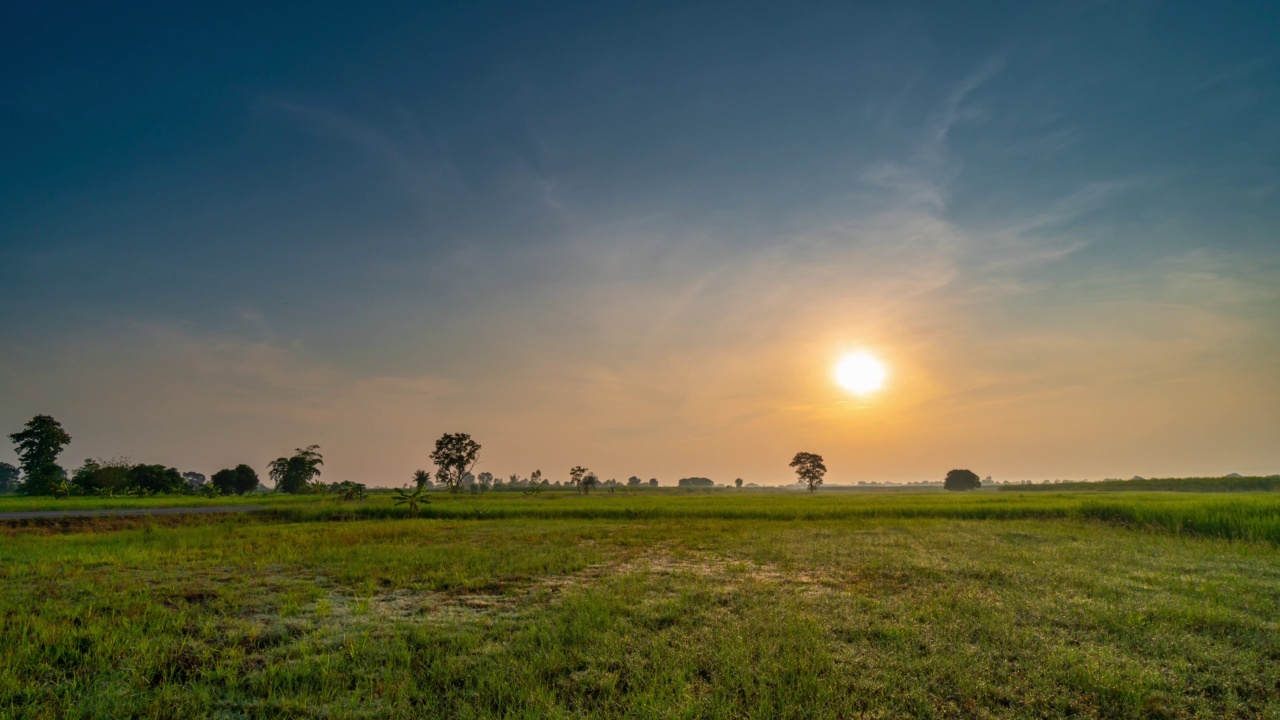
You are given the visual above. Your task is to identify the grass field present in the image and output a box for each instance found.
[2,490,1279,717]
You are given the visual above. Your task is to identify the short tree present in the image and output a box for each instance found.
[393,486,428,515]
[430,433,481,493]
[0,462,18,493]
[269,445,324,494]
[790,452,827,492]
[412,469,432,490]
[581,472,599,494]
[735,477,743,488]
[9,415,72,496]
[944,469,982,491]
[649,478,658,487]
[627,476,642,487]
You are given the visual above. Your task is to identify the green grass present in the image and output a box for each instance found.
[238,491,1280,546]
[2,492,1279,717]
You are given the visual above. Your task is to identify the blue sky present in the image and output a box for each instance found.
[2,1,1278,484]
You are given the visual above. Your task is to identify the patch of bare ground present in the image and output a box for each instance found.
[308,549,830,629]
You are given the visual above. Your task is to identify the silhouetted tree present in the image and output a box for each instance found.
[0,462,17,493]
[944,469,982,491]
[735,477,743,488]
[477,471,495,490]
[627,476,642,487]
[530,469,544,486]
[790,452,827,492]
[569,465,587,493]
[431,433,481,493]
[182,471,207,491]
[581,472,599,494]
[269,445,324,494]
[649,478,658,487]
[9,415,71,495]
[677,477,714,488]
[412,468,432,490]
[212,464,260,495]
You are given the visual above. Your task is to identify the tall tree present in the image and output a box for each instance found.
[0,462,18,493]
[430,433,481,493]
[269,445,324,494]
[790,452,827,492]
[569,466,587,493]
[9,415,72,496]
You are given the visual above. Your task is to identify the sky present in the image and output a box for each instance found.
[1,1,1278,486]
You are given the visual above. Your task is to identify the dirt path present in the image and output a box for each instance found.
[0,506,267,520]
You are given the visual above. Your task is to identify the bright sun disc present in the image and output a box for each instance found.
[835,352,887,395]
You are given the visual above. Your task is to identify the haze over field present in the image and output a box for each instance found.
[1,2,1278,485]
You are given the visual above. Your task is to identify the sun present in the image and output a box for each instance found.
[834,351,887,395]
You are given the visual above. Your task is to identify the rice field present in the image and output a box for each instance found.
[2,489,1278,717]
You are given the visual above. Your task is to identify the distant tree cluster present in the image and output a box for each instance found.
[569,466,600,494]
[211,465,261,495]
[677,477,714,488]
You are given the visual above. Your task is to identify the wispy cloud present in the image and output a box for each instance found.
[262,97,461,203]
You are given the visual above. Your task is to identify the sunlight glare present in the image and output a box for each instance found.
[834,352,887,396]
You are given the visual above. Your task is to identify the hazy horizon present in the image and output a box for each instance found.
[3,2,1278,486]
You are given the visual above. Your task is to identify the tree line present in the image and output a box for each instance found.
[2,414,985,497]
